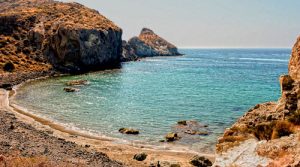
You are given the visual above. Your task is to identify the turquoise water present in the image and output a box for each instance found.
[12,49,290,153]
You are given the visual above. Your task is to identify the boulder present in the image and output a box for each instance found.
[66,80,88,86]
[190,155,212,167]
[177,120,187,126]
[63,87,79,92]
[173,120,210,136]
[119,128,139,135]
[133,153,147,161]
[165,132,180,142]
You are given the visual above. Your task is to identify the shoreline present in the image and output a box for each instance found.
[1,78,215,166]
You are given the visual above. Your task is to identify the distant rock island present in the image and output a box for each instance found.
[121,28,182,62]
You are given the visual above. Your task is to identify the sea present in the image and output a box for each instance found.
[11,48,290,153]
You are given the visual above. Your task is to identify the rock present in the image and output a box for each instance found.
[177,120,187,126]
[121,40,138,62]
[165,132,180,142]
[149,161,161,167]
[190,155,212,167]
[66,80,88,86]
[170,164,181,167]
[0,83,13,90]
[63,87,79,92]
[0,0,122,74]
[119,128,139,135]
[280,75,294,93]
[184,130,197,135]
[28,22,45,49]
[3,62,15,72]
[173,120,210,137]
[133,152,147,161]
[126,28,182,58]
[289,36,300,81]
[197,131,209,136]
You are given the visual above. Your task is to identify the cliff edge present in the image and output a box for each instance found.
[214,37,300,167]
[0,0,122,86]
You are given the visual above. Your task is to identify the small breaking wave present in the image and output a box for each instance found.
[238,58,288,62]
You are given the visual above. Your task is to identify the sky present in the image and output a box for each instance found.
[63,0,300,48]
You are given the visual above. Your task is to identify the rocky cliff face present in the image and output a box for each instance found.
[0,0,122,75]
[289,37,300,81]
[121,28,181,61]
[214,37,300,167]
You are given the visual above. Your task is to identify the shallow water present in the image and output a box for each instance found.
[12,48,290,153]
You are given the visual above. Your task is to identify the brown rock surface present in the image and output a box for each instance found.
[289,36,300,81]
[124,28,181,59]
[0,0,122,82]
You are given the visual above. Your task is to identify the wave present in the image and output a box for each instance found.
[237,58,288,62]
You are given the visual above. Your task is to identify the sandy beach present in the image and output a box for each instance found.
[0,85,215,167]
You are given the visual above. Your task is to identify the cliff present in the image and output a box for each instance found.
[0,0,122,86]
[214,37,300,166]
[121,28,181,61]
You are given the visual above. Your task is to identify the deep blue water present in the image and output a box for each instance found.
[12,48,290,153]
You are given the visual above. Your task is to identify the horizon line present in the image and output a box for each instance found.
[178,46,292,49]
[177,46,292,50]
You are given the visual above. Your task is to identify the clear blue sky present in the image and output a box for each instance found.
[63,0,300,48]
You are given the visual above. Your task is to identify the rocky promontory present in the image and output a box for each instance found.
[214,37,300,166]
[122,28,181,61]
[0,0,122,86]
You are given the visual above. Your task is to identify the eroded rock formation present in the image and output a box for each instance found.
[0,0,122,75]
[121,28,181,61]
[214,36,300,167]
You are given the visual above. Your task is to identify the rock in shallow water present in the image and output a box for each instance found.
[177,120,187,126]
[165,132,180,142]
[66,80,88,86]
[119,128,139,135]
[63,87,80,92]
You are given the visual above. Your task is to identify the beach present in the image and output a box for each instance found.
[0,84,214,166]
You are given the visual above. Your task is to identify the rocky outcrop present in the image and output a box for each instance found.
[0,0,122,75]
[214,37,300,166]
[289,37,300,81]
[121,28,181,61]
[121,40,138,62]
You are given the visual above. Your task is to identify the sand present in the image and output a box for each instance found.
[0,87,215,166]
